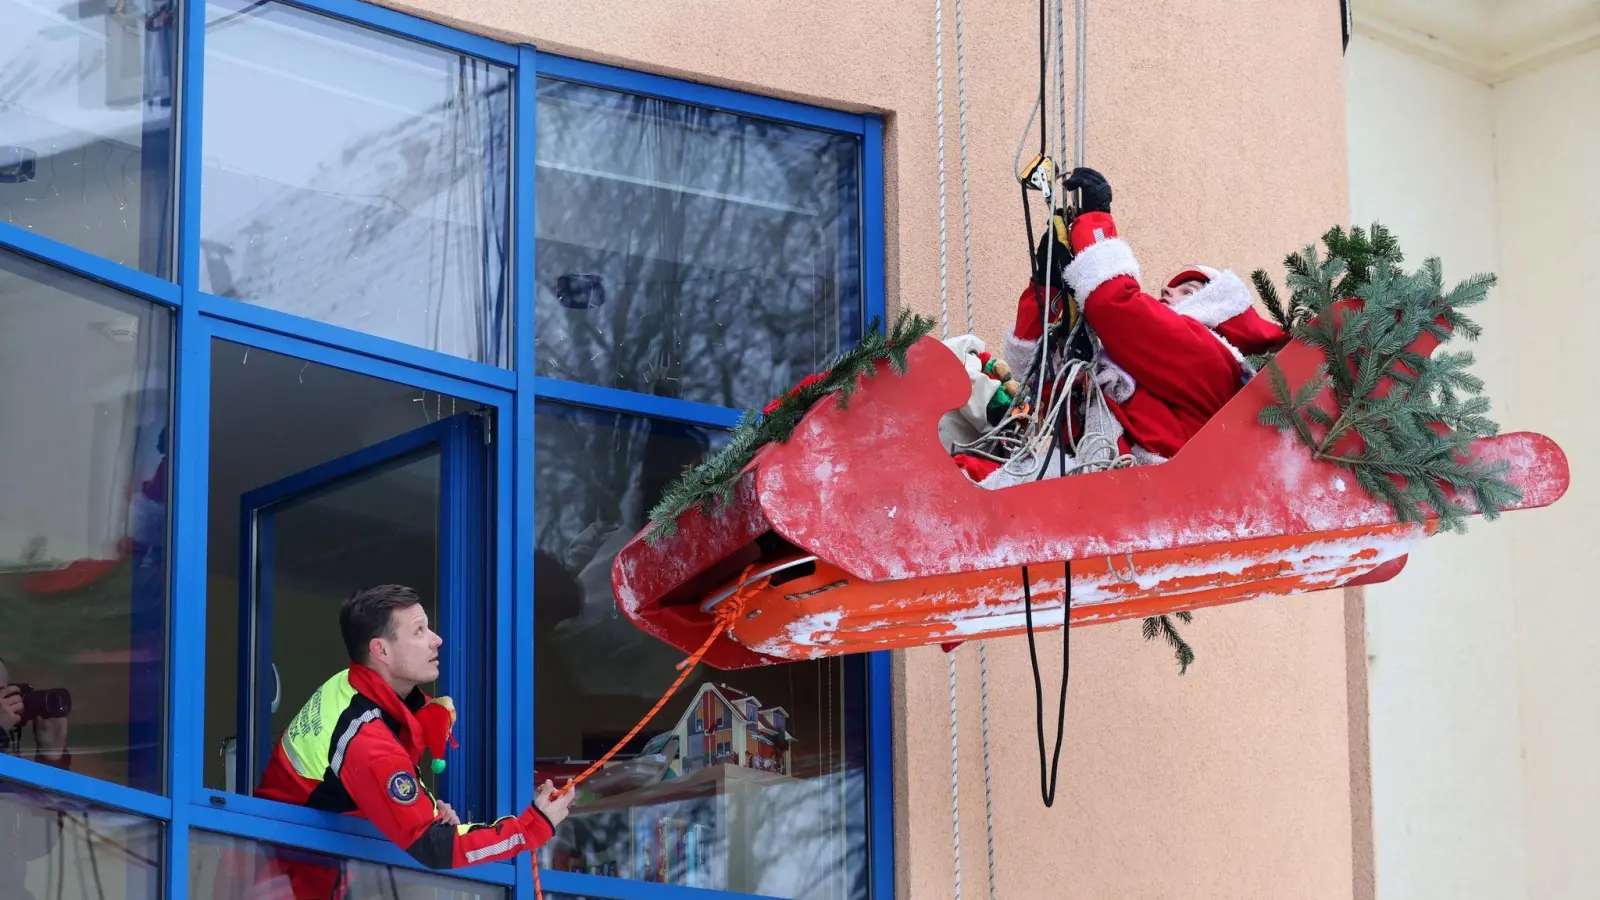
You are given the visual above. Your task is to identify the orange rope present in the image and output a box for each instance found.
[533,564,765,898]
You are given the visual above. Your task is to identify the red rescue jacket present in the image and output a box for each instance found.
[231,664,552,897]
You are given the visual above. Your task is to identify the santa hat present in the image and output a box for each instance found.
[1166,264,1289,359]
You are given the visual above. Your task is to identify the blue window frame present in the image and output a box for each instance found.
[0,2,892,899]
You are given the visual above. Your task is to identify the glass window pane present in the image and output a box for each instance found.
[0,0,178,275]
[0,248,171,792]
[203,341,492,822]
[535,79,863,410]
[200,0,511,366]
[0,779,164,898]
[533,403,869,900]
[189,829,506,899]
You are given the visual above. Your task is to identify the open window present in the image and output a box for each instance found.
[205,339,496,823]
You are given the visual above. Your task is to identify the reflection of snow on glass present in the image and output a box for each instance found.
[0,0,177,273]
[533,79,863,411]
[198,0,511,364]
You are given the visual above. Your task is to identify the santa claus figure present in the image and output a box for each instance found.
[998,166,1289,468]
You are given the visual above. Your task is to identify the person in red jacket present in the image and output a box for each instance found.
[245,584,572,897]
[1001,167,1289,463]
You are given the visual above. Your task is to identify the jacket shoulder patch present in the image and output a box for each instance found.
[387,770,420,805]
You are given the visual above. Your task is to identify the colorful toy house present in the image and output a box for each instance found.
[666,683,794,776]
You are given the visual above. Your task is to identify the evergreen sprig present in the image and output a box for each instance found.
[1254,224,1521,533]
[644,308,938,542]
[1142,611,1195,674]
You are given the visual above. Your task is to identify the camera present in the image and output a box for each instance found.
[12,683,71,722]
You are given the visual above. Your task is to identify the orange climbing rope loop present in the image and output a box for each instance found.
[532,563,766,899]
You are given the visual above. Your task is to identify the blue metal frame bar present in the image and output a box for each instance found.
[442,413,494,820]
[860,113,894,900]
[539,869,788,900]
[529,376,744,430]
[0,755,173,821]
[190,802,519,886]
[204,317,510,409]
[0,221,181,308]
[511,44,540,900]
[536,54,867,136]
[866,652,895,900]
[862,118,887,329]
[166,298,211,900]
[196,291,518,392]
[260,0,517,66]
[196,784,507,874]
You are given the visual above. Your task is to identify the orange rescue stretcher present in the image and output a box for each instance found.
[609,312,1570,670]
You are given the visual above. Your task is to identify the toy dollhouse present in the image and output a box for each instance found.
[662,682,794,777]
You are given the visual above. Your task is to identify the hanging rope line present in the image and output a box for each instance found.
[976,641,997,900]
[933,2,972,897]
[955,0,976,334]
[531,565,769,900]
[1022,561,1072,807]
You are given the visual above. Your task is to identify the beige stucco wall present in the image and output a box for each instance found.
[381,1,1360,897]
[1494,48,1600,900]
[1349,33,1600,900]
[1346,33,1530,900]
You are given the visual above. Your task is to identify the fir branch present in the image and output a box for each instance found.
[1256,224,1520,534]
[1141,614,1196,674]
[1251,269,1293,330]
[645,309,937,541]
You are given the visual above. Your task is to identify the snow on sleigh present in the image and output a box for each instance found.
[609,235,1571,671]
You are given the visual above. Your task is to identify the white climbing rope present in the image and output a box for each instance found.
[955,0,976,335]
[933,3,971,898]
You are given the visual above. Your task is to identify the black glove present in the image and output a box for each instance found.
[1063,167,1112,214]
[1031,208,1072,287]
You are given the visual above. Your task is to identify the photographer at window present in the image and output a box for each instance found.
[0,655,71,768]
[1,655,73,900]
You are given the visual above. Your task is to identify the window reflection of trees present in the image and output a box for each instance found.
[534,80,862,412]
[198,2,511,364]
[0,0,177,273]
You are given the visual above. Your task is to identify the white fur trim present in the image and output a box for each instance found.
[1063,238,1140,299]
[939,334,1004,438]
[1170,268,1252,328]
[1130,445,1169,466]
[1094,356,1137,404]
[1001,329,1038,379]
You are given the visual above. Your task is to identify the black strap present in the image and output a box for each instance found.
[1022,560,1071,807]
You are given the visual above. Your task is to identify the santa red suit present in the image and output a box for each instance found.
[1000,210,1288,463]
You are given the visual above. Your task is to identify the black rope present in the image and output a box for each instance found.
[1021,561,1071,807]
[1038,0,1048,158]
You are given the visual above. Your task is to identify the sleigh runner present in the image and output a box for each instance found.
[610,313,1570,670]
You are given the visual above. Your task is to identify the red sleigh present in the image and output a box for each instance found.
[610,313,1570,670]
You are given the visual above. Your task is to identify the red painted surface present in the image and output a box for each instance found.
[612,322,1570,670]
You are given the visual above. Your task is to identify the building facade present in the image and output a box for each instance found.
[0,1,1382,899]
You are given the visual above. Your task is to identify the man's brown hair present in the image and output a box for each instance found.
[340,585,422,664]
